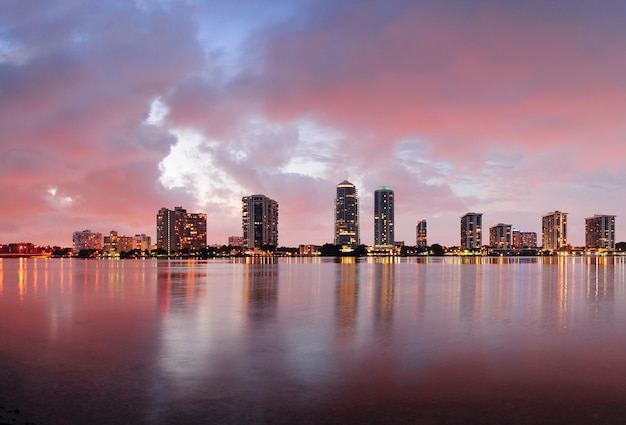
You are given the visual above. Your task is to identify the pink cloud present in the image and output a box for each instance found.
[4,1,626,247]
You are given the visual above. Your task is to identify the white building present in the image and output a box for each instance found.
[542,211,568,251]
[461,213,482,250]
[585,214,616,250]
[242,194,279,249]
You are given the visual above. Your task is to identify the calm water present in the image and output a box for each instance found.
[2,256,626,424]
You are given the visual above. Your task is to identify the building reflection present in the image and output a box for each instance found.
[459,264,480,324]
[335,257,358,336]
[415,262,427,323]
[585,256,614,325]
[373,260,394,335]
[541,256,569,330]
[242,261,279,325]
[156,260,207,314]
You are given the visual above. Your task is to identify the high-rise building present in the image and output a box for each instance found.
[73,229,103,252]
[512,229,537,249]
[585,214,616,250]
[242,194,279,249]
[489,223,512,250]
[374,186,394,247]
[416,219,427,248]
[334,180,360,247]
[542,211,567,251]
[156,206,207,253]
[460,213,482,250]
[180,210,207,250]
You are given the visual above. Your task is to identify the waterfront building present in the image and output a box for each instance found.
[374,186,394,247]
[512,230,538,249]
[134,234,151,251]
[228,236,244,246]
[542,211,568,251]
[73,229,103,252]
[334,180,360,247]
[585,214,616,250]
[242,194,279,249]
[460,213,482,250]
[103,231,134,254]
[299,245,321,256]
[416,219,427,248]
[156,206,207,254]
[489,223,512,250]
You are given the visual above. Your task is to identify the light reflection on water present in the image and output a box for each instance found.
[1,256,626,424]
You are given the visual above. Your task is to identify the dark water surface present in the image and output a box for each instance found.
[2,256,626,424]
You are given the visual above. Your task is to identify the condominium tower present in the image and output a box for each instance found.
[512,230,537,249]
[72,229,103,252]
[460,213,482,250]
[585,214,616,250]
[416,219,427,248]
[156,206,207,253]
[374,186,394,247]
[542,211,567,250]
[334,180,360,247]
[489,223,512,250]
[242,194,279,249]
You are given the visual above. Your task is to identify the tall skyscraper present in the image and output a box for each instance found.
[334,180,359,247]
[416,219,427,248]
[460,212,482,250]
[156,206,207,254]
[585,214,616,250]
[489,223,512,250]
[374,186,394,247]
[242,194,279,249]
[542,211,567,250]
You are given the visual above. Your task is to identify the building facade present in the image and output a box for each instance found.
[585,214,616,250]
[103,231,135,254]
[134,234,151,251]
[542,211,568,251]
[72,229,103,252]
[228,236,244,247]
[156,206,207,253]
[460,213,482,250]
[334,180,360,247]
[512,230,537,249]
[374,186,394,247]
[242,194,279,249]
[416,219,427,248]
[489,223,512,250]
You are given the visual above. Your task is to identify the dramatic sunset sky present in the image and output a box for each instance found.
[2,0,626,247]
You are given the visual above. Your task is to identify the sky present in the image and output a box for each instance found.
[2,0,626,248]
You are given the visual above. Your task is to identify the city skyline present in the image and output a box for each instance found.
[4,2,626,247]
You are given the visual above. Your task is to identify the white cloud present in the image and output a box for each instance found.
[46,186,75,208]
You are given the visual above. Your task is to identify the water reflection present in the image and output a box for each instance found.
[335,257,358,334]
[541,256,569,330]
[3,257,626,424]
[373,261,394,335]
[459,264,480,324]
[585,256,614,325]
[243,262,279,324]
